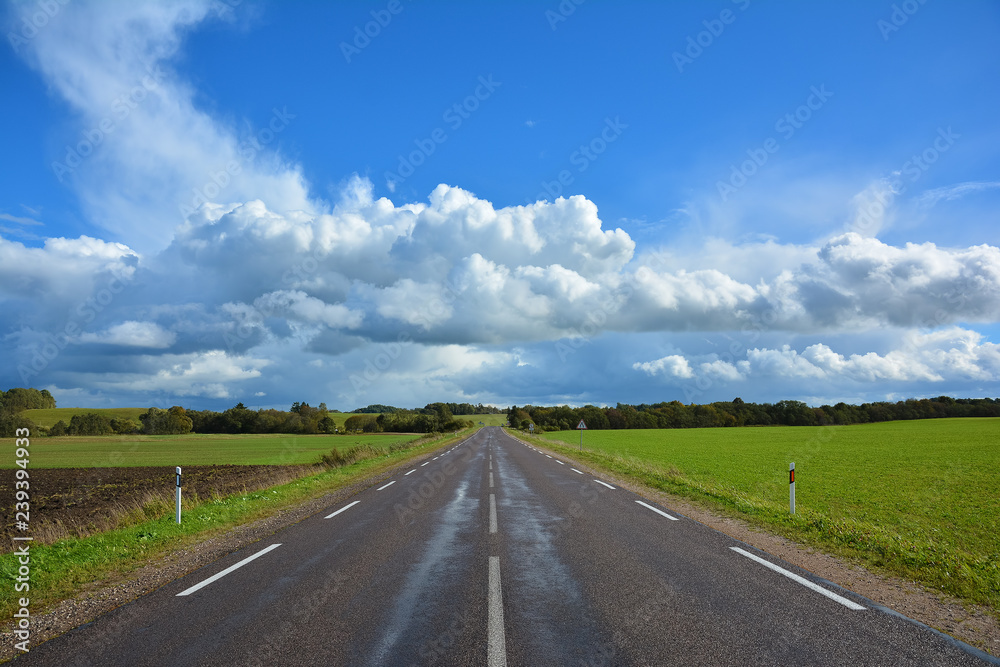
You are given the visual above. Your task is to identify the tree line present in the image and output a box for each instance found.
[507,396,1000,432]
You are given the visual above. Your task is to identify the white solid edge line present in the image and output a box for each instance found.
[377,481,396,491]
[404,469,416,475]
[489,493,498,534]
[488,556,507,667]
[594,479,616,489]
[324,499,361,519]
[635,500,679,521]
[177,543,282,596]
[571,468,584,474]
[729,547,866,610]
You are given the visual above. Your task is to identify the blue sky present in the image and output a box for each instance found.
[1,0,998,411]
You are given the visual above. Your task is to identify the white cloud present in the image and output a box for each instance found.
[79,321,176,348]
[11,0,313,252]
[634,355,693,379]
[86,350,270,398]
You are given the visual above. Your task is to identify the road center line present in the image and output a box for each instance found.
[729,547,866,610]
[571,468,584,474]
[489,493,498,534]
[490,472,495,488]
[377,481,396,491]
[594,480,616,490]
[404,469,416,475]
[635,500,679,520]
[176,543,282,596]
[324,500,361,519]
[488,556,507,666]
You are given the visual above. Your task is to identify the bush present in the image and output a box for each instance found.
[49,420,69,437]
[0,412,36,438]
[140,406,193,435]
[110,417,141,435]
[68,413,115,436]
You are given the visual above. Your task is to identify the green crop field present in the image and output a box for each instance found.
[457,413,507,426]
[533,418,1000,614]
[22,407,149,428]
[2,432,423,468]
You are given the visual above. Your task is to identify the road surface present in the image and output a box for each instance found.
[13,426,997,665]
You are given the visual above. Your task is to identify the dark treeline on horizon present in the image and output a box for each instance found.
[508,396,1000,432]
[2,387,998,437]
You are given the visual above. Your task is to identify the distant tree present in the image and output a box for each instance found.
[49,420,69,436]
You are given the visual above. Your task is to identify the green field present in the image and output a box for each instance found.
[23,407,504,431]
[459,413,507,426]
[533,418,1000,614]
[21,408,364,430]
[2,432,423,468]
[22,407,149,428]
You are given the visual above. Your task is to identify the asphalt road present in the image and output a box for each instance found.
[13,426,997,665]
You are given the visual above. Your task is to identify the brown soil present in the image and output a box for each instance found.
[1,465,318,544]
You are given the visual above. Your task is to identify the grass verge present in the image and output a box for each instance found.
[0,429,472,620]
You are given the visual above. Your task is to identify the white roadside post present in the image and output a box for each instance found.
[176,466,182,524]
[789,462,795,514]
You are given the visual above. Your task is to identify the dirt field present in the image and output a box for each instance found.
[2,464,318,544]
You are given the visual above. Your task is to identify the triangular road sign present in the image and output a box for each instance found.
[577,420,587,429]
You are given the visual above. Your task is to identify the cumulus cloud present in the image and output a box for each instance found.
[634,327,1000,393]
[79,321,177,348]
[84,350,270,398]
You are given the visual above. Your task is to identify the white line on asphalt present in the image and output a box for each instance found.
[432,456,439,460]
[729,547,866,610]
[594,480,616,489]
[556,460,564,465]
[635,500,679,521]
[488,556,507,666]
[404,469,416,475]
[489,494,498,534]
[377,481,396,491]
[421,461,430,466]
[176,543,282,596]
[324,500,361,519]
[545,455,552,459]
[571,468,584,474]
[490,472,494,488]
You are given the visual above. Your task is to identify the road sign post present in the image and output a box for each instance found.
[789,462,795,514]
[176,466,182,524]
[577,420,587,450]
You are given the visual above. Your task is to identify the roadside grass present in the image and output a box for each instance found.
[0,433,422,468]
[0,429,472,620]
[520,418,1000,617]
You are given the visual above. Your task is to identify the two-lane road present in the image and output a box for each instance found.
[14,427,996,665]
